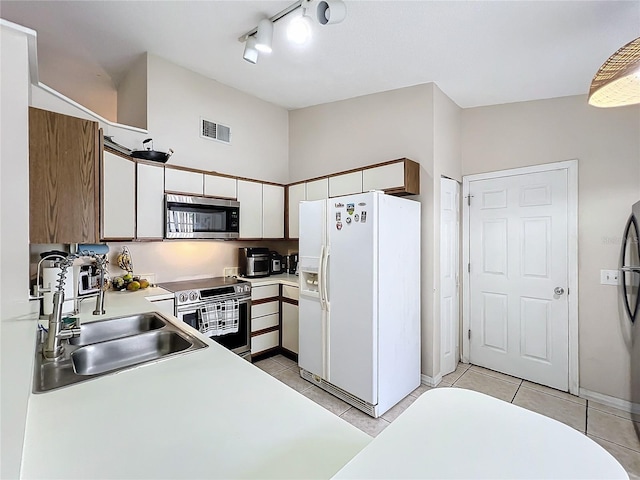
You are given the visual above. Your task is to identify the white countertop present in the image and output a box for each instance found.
[22,288,370,479]
[333,388,628,479]
[240,273,300,288]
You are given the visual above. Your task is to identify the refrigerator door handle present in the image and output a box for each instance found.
[621,214,640,323]
[318,245,326,310]
[322,246,330,311]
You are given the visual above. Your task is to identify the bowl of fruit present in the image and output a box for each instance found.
[112,273,150,292]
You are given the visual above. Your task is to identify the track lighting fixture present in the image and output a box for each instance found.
[242,36,259,64]
[240,0,346,64]
[317,0,347,25]
[255,18,274,53]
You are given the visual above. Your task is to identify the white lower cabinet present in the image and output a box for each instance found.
[251,284,280,356]
[281,302,299,354]
[147,298,175,317]
[281,285,299,355]
[102,151,135,240]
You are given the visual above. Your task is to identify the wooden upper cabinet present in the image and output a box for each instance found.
[29,107,100,244]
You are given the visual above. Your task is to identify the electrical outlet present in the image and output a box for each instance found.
[600,269,620,286]
[223,267,239,278]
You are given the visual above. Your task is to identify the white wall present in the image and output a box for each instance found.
[37,43,117,122]
[0,23,39,480]
[117,53,147,129]
[146,55,289,183]
[430,86,463,378]
[461,95,640,401]
[289,84,454,379]
[105,240,297,283]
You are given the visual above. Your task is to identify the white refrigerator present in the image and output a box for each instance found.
[298,191,421,418]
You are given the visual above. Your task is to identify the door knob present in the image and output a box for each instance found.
[554,287,565,295]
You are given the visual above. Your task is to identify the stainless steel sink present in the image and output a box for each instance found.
[69,313,166,346]
[33,312,207,393]
[72,330,192,376]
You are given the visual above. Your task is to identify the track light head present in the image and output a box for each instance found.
[255,18,274,53]
[243,36,259,64]
[317,0,347,25]
[287,12,313,45]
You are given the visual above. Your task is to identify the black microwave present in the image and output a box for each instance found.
[165,194,240,239]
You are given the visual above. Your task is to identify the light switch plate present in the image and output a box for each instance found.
[600,269,620,285]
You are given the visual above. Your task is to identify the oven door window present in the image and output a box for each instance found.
[211,302,249,351]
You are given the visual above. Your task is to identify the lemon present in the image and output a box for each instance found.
[126,280,140,291]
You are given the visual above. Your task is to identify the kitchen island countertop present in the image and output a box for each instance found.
[21,288,370,479]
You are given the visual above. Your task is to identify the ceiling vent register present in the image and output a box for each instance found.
[201,118,231,145]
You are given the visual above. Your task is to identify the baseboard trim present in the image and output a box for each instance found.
[579,388,640,415]
[421,373,443,387]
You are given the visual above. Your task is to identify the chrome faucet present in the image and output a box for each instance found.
[43,251,108,360]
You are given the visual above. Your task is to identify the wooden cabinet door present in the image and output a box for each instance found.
[137,162,165,239]
[263,184,284,239]
[165,168,203,195]
[29,107,99,243]
[329,171,363,197]
[237,180,262,238]
[102,151,135,240]
[287,183,305,239]
[282,301,299,354]
[204,174,237,198]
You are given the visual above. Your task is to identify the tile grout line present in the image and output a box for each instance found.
[510,380,523,404]
[587,431,640,454]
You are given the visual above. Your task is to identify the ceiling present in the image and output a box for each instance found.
[2,1,639,110]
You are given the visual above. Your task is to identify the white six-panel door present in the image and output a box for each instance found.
[441,178,460,377]
[468,169,569,391]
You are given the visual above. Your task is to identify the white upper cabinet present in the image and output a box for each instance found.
[287,183,305,239]
[329,171,363,197]
[305,178,329,201]
[263,184,284,239]
[136,163,165,239]
[165,168,203,195]
[102,151,135,239]
[204,174,237,199]
[362,162,405,192]
[237,180,263,238]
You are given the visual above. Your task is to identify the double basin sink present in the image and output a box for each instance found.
[34,312,208,393]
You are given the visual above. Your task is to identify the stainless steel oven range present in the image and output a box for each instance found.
[159,277,251,360]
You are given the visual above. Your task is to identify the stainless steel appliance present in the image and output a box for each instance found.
[270,251,283,274]
[160,277,252,360]
[284,253,299,274]
[78,264,102,296]
[165,194,239,239]
[239,247,270,278]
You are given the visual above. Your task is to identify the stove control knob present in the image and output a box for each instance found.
[189,291,199,301]
[178,293,188,303]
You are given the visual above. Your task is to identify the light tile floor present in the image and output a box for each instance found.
[256,356,639,478]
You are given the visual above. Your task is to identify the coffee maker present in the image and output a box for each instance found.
[283,253,299,275]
